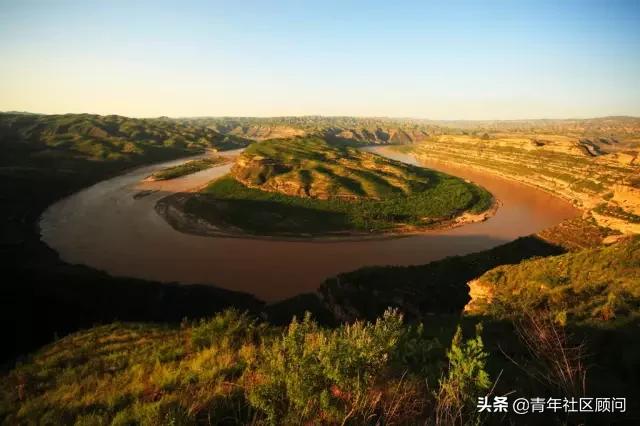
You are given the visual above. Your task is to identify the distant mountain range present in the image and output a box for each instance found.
[2,112,639,154]
[180,115,640,144]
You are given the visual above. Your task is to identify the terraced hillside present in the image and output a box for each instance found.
[466,236,640,325]
[232,137,435,199]
[182,116,441,144]
[178,137,492,236]
[398,134,640,233]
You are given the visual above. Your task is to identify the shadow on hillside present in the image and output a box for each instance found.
[0,153,566,365]
[188,196,352,235]
[1,250,264,365]
[311,235,566,323]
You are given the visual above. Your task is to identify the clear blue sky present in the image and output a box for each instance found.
[1,0,639,119]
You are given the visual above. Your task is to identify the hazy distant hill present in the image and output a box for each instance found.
[181,115,640,146]
[0,113,250,168]
[182,116,443,144]
[0,112,259,363]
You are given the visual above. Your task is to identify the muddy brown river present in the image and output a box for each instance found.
[40,147,579,301]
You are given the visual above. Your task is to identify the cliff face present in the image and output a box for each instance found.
[181,116,640,146]
[463,279,494,313]
[465,236,640,324]
[218,124,431,145]
[224,125,305,141]
[407,135,640,234]
[613,184,640,216]
[328,127,430,144]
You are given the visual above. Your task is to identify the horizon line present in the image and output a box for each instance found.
[2,110,640,122]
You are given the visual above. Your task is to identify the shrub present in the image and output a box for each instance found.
[247,309,433,424]
[434,324,491,426]
[512,310,587,398]
[190,309,262,350]
[1,309,497,425]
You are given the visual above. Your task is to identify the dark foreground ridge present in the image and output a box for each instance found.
[2,238,639,424]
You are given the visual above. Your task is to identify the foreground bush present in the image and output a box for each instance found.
[248,310,433,424]
[0,309,490,425]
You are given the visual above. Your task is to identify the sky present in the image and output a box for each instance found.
[0,0,639,119]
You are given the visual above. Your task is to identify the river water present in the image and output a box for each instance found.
[40,146,579,301]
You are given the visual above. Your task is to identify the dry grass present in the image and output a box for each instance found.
[2,310,483,425]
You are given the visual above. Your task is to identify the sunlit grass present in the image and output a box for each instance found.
[0,310,492,425]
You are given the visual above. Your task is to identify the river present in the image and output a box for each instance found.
[40,146,579,301]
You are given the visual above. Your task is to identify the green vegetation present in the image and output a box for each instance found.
[0,113,256,362]
[536,216,619,251]
[594,203,640,223]
[318,235,567,322]
[2,113,640,423]
[434,325,490,425]
[0,113,249,167]
[151,157,227,180]
[184,137,492,235]
[3,236,640,424]
[478,236,640,326]
[0,309,491,425]
[235,137,436,199]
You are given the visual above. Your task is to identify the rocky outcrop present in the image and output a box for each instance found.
[612,184,640,216]
[463,279,494,313]
[231,154,324,198]
[229,137,442,201]
[231,155,292,186]
[210,122,433,145]
[225,125,305,141]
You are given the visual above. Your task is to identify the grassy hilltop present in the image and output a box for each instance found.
[181,137,492,236]
[232,136,435,199]
[0,113,248,165]
[470,236,640,326]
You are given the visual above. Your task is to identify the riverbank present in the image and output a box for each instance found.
[392,138,639,234]
[155,188,499,242]
[179,137,495,236]
[40,145,578,302]
[146,156,232,181]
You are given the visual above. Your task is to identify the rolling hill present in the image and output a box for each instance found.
[175,136,492,236]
